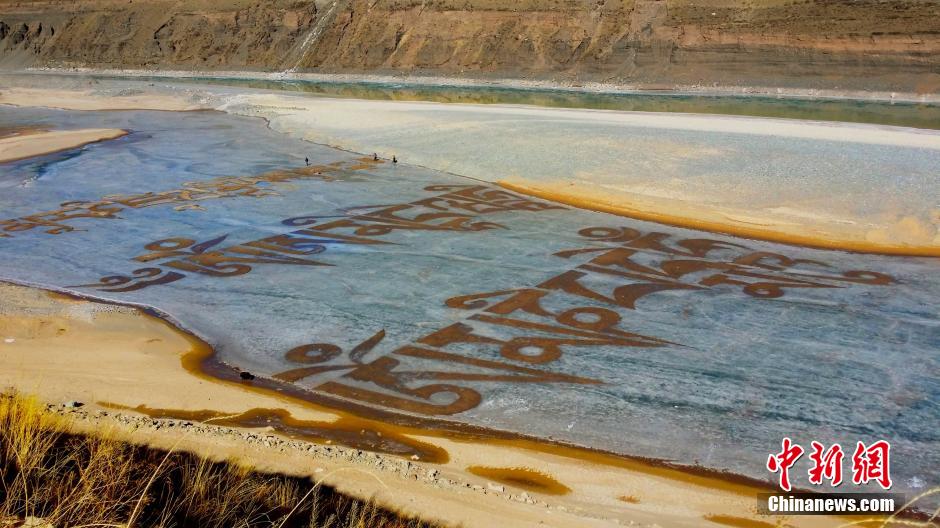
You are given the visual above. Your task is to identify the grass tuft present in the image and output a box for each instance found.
[0,392,443,528]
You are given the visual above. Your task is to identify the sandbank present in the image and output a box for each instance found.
[499,180,940,257]
[0,87,204,111]
[0,127,128,163]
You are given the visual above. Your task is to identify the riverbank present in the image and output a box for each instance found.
[3,0,939,96]
[0,86,203,111]
[0,280,858,528]
[0,392,437,528]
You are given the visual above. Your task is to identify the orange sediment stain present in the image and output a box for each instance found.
[703,514,784,528]
[0,125,46,139]
[466,466,571,495]
[497,181,940,258]
[475,437,766,498]
[100,401,450,464]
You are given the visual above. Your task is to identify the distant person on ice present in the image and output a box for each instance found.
[373,153,379,161]
[392,155,398,164]
[305,157,309,166]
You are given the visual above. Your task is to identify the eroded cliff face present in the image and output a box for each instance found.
[1,0,938,92]
[0,0,319,69]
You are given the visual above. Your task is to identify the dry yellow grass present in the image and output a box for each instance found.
[0,392,444,528]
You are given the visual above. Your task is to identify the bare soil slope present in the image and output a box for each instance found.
[1,0,938,92]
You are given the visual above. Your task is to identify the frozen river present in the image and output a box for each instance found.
[1,102,937,500]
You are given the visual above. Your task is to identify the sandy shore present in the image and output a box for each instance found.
[0,127,128,163]
[0,86,204,111]
[0,281,859,528]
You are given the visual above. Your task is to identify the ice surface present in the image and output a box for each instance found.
[0,105,937,498]
[214,93,940,249]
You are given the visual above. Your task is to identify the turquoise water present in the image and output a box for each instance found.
[0,105,938,501]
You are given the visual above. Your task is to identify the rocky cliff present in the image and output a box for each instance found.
[1,0,938,92]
